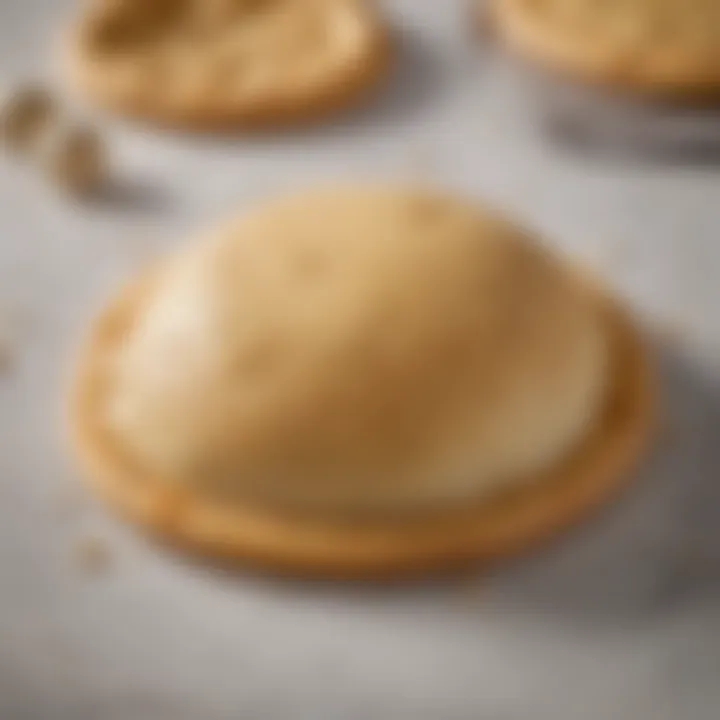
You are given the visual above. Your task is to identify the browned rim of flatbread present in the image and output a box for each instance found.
[493,0,720,100]
[68,270,655,580]
[63,1,393,131]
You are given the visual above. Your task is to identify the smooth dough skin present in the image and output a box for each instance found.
[66,0,391,130]
[70,185,655,577]
[494,0,720,98]
[107,186,608,514]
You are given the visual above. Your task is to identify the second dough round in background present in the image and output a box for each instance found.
[493,0,720,99]
[65,0,392,130]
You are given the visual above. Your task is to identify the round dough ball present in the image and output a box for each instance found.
[106,185,610,515]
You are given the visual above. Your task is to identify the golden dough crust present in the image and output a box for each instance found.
[494,0,720,99]
[65,0,392,130]
[68,271,655,579]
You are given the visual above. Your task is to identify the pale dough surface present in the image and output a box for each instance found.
[67,0,390,129]
[496,0,720,96]
[70,258,653,577]
[105,185,610,515]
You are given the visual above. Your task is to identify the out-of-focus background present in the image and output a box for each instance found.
[1,1,720,718]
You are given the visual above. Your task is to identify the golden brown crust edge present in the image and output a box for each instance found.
[68,272,655,580]
[63,16,393,132]
[493,0,720,101]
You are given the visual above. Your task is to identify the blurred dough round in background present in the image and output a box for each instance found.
[65,0,392,130]
[493,0,720,98]
[70,185,654,577]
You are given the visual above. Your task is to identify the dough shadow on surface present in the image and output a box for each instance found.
[485,344,720,627]
[538,97,720,168]
[506,60,720,167]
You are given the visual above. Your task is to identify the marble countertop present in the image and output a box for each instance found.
[1,1,719,718]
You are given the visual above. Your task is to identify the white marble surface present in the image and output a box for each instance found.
[1,1,720,718]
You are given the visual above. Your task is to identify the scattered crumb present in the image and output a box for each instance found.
[0,83,56,155]
[40,123,108,197]
[74,536,113,576]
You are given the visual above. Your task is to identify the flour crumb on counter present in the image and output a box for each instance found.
[39,123,108,196]
[0,83,55,154]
